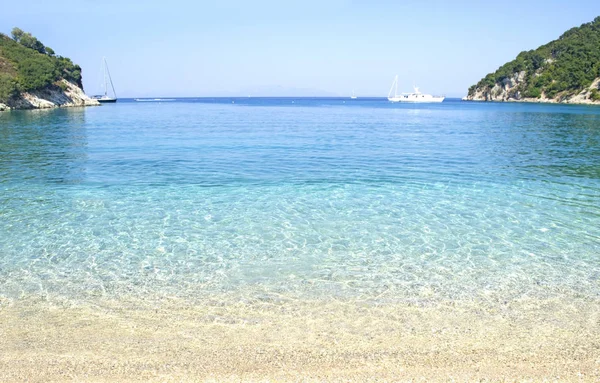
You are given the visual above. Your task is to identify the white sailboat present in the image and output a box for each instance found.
[351,90,357,99]
[92,57,117,103]
[387,75,444,103]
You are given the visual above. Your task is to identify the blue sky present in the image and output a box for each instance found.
[3,1,600,97]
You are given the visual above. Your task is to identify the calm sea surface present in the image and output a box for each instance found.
[1,98,599,304]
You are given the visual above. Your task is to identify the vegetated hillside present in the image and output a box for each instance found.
[466,16,600,104]
[0,28,97,110]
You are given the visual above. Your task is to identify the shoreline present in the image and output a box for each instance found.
[2,294,599,382]
[0,102,101,112]
[463,98,600,106]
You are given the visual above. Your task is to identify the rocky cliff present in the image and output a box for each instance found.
[466,16,600,105]
[0,79,99,111]
[0,29,100,111]
[467,75,600,105]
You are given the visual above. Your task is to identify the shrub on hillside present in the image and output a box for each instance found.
[0,72,19,103]
[1,30,84,91]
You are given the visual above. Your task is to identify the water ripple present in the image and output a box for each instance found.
[1,100,600,304]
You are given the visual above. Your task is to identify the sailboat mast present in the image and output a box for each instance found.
[104,58,117,99]
[388,75,398,98]
[102,57,107,97]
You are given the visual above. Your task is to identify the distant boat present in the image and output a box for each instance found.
[387,75,444,103]
[351,90,357,99]
[92,57,117,103]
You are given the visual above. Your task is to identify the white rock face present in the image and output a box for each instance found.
[563,78,600,105]
[468,71,526,102]
[466,73,600,105]
[1,79,100,111]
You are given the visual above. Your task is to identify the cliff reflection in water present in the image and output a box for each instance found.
[0,107,89,185]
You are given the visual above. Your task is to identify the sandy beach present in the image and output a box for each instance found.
[1,294,599,382]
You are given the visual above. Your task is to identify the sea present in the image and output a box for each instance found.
[1,97,599,306]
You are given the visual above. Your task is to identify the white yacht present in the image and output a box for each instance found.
[350,90,357,99]
[387,75,444,103]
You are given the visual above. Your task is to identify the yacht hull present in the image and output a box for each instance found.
[97,98,117,103]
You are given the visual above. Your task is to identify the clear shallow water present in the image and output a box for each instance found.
[1,98,599,303]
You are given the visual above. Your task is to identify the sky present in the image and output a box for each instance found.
[2,1,600,97]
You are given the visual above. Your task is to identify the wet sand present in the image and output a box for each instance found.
[1,295,599,382]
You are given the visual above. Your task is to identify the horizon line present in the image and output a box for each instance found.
[116,96,465,99]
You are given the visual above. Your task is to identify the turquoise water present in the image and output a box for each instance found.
[1,98,599,304]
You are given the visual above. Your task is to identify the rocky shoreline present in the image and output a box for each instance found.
[465,72,600,105]
[0,79,100,111]
[464,97,600,105]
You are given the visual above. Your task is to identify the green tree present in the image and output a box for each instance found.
[10,27,24,42]
[18,33,46,54]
